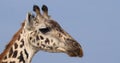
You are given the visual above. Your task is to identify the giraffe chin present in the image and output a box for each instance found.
[67,48,83,57]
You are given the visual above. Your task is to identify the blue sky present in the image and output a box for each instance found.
[0,0,120,63]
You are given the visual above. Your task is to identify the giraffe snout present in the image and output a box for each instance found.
[65,39,83,57]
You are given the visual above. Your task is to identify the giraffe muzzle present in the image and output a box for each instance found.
[65,39,83,57]
[67,47,83,57]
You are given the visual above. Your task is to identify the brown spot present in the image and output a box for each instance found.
[45,38,50,44]
[21,31,23,34]
[36,35,40,40]
[20,39,24,48]
[41,44,45,47]
[47,46,53,49]
[10,61,15,63]
[64,37,66,40]
[29,37,32,40]
[35,30,37,33]
[24,49,29,59]
[51,39,53,42]
[14,43,18,49]
[12,50,18,58]
[37,43,39,46]
[40,36,44,40]
[53,43,56,46]
[9,47,13,57]
[3,56,7,60]
[2,62,7,63]
[17,51,25,63]
[58,33,62,37]
[56,29,59,31]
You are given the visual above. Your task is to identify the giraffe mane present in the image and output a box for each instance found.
[0,21,25,61]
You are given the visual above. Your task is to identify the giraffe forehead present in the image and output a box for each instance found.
[38,23,47,28]
[48,20,61,28]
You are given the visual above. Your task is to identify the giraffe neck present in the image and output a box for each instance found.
[0,23,38,63]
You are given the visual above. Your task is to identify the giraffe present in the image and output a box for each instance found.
[0,5,83,63]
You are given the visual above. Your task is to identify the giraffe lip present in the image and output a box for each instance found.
[67,48,83,57]
[65,39,83,57]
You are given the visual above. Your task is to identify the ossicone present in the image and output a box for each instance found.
[33,5,41,16]
[42,4,50,19]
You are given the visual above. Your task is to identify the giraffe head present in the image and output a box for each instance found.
[24,5,83,57]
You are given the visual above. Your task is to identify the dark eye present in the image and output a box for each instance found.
[39,27,50,34]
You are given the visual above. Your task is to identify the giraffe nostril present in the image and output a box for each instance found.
[73,42,80,47]
[66,39,76,43]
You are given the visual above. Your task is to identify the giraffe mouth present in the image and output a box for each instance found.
[67,48,83,57]
[65,39,83,57]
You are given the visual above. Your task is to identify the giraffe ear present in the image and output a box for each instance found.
[24,12,35,30]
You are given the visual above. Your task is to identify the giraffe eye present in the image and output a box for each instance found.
[39,27,50,34]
